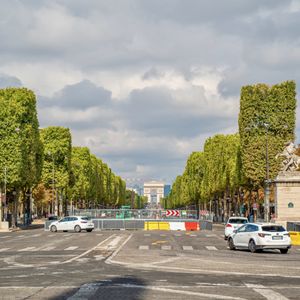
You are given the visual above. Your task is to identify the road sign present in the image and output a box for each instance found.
[166,210,180,217]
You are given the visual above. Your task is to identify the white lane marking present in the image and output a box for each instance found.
[161,245,171,250]
[206,246,218,251]
[144,234,151,237]
[245,284,289,300]
[206,234,217,237]
[76,258,90,263]
[113,284,246,300]
[106,234,132,264]
[18,247,37,252]
[182,246,193,250]
[107,236,122,249]
[139,245,149,250]
[64,246,78,251]
[190,234,197,237]
[16,235,25,238]
[62,235,116,264]
[41,246,56,251]
[67,283,100,300]
[0,236,10,239]
[94,255,105,261]
[47,235,56,237]
[31,234,41,237]
[0,248,10,252]
[63,234,70,237]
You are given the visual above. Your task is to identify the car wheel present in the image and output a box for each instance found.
[280,248,288,254]
[228,238,235,250]
[248,240,257,253]
[86,229,93,232]
[50,225,57,232]
[74,225,81,233]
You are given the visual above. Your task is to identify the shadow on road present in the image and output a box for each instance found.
[49,276,147,300]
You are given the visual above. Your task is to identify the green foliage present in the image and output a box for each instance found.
[40,126,72,190]
[239,81,296,187]
[0,88,42,189]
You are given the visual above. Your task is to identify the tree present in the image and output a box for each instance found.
[0,88,42,226]
[239,81,296,188]
[40,126,72,215]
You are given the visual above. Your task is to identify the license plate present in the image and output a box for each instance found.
[272,236,283,240]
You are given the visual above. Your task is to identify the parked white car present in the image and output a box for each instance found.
[49,216,94,233]
[228,223,291,254]
[224,217,248,240]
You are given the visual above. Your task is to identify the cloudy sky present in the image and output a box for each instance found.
[0,0,299,185]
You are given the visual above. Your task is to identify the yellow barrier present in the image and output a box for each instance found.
[289,232,300,246]
[144,222,170,230]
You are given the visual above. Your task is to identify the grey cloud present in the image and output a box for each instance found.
[0,73,23,88]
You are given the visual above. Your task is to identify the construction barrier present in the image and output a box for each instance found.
[144,222,170,230]
[185,222,199,231]
[289,231,300,246]
[169,222,185,231]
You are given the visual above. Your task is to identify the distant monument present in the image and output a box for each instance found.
[274,142,300,227]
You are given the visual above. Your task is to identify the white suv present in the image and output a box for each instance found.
[228,223,291,254]
[224,217,248,240]
[49,216,94,233]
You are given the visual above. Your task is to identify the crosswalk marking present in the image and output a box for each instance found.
[32,234,41,237]
[160,234,166,237]
[205,234,217,237]
[161,245,171,250]
[182,246,193,251]
[144,234,151,237]
[175,234,182,237]
[18,247,37,252]
[0,248,10,252]
[0,236,10,239]
[64,246,78,251]
[63,234,70,237]
[206,246,218,251]
[48,235,56,237]
[41,246,56,251]
[190,234,197,237]
[139,245,149,250]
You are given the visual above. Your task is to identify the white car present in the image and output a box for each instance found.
[228,223,291,254]
[49,216,94,233]
[224,217,248,240]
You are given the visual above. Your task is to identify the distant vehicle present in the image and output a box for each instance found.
[224,217,248,240]
[49,216,94,233]
[48,215,58,221]
[227,223,291,254]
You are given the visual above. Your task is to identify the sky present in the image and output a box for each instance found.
[0,0,299,186]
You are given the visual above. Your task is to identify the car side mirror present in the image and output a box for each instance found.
[233,229,237,233]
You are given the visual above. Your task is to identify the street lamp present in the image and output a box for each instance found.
[48,151,57,216]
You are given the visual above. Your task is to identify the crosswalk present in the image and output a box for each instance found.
[0,246,82,253]
[138,245,224,251]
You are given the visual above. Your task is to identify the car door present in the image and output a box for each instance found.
[238,224,254,247]
[233,224,248,247]
[69,217,78,230]
[57,217,69,230]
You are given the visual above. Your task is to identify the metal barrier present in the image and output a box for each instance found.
[69,209,204,220]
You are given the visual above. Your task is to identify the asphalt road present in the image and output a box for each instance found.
[0,227,299,299]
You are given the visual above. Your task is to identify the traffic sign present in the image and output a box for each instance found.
[166,210,180,217]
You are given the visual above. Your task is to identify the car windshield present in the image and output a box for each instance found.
[262,225,286,232]
[228,218,248,224]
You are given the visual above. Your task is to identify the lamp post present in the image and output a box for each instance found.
[48,151,57,216]
[263,123,270,223]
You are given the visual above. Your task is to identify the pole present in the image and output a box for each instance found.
[264,124,270,222]
[4,167,6,221]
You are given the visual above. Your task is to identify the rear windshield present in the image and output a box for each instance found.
[262,226,285,232]
[228,218,248,224]
[81,217,91,221]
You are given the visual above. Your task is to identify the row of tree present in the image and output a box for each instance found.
[166,81,297,220]
[0,88,126,225]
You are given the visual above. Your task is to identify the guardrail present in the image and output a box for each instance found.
[45,218,213,231]
[68,209,213,221]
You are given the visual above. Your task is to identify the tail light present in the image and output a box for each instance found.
[258,233,271,238]
[226,224,232,228]
[284,233,290,237]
